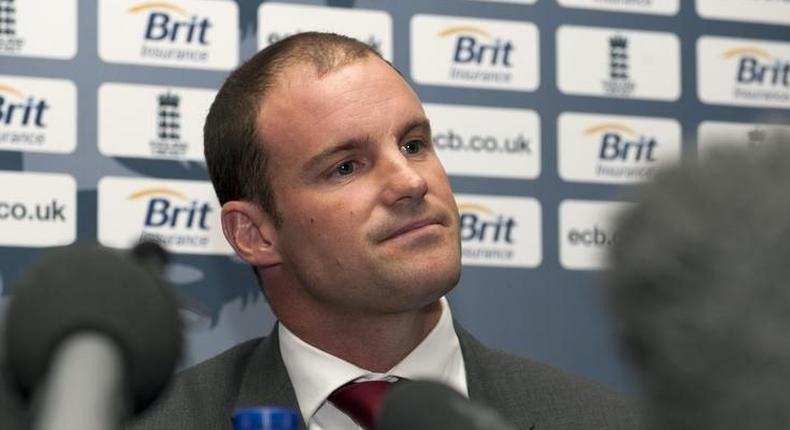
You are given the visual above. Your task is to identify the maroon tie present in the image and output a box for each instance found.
[328,380,396,429]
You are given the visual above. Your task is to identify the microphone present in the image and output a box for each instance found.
[608,133,790,429]
[130,240,170,277]
[3,243,182,430]
[377,380,516,430]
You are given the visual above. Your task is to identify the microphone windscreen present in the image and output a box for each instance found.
[609,140,790,364]
[131,240,170,277]
[4,245,182,413]
[378,380,516,430]
[608,135,790,429]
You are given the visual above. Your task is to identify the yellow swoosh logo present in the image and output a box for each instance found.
[458,203,495,215]
[128,188,189,201]
[438,26,492,39]
[128,2,188,16]
[722,46,772,60]
[584,123,637,137]
[0,84,24,98]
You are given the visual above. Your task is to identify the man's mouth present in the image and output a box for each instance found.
[379,218,443,242]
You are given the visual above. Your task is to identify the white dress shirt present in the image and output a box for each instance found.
[278,297,468,430]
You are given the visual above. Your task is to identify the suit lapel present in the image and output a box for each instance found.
[229,322,532,430]
[234,324,308,430]
[455,322,537,430]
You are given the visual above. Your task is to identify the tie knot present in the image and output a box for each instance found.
[328,380,396,430]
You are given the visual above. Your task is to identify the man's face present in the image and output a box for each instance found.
[258,56,461,315]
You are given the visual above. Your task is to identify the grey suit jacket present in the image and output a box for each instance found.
[129,323,637,430]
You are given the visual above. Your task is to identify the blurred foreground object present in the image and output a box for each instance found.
[3,243,181,430]
[232,407,299,430]
[378,380,516,430]
[608,131,790,430]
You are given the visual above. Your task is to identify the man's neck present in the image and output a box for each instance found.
[275,299,443,372]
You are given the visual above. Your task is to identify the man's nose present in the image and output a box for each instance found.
[379,152,429,207]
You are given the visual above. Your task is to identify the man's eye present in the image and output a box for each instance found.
[335,161,355,176]
[401,140,423,155]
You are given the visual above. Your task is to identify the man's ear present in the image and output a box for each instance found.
[220,201,282,267]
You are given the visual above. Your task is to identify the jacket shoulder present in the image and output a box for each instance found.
[127,337,264,430]
[460,329,639,430]
[486,347,632,407]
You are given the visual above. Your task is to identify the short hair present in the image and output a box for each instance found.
[203,32,381,225]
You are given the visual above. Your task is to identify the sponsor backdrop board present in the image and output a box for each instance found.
[0,75,77,154]
[411,14,540,91]
[558,199,632,270]
[557,0,680,15]
[1,0,789,397]
[557,112,682,184]
[98,0,239,70]
[556,25,681,101]
[98,83,215,161]
[258,2,393,61]
[698,120,790,156]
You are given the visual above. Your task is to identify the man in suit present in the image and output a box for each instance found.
[131,32,636,430]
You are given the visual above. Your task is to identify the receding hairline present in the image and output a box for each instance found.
[203,31,408,217]
[252,51,412,147]
[258,49,407,107]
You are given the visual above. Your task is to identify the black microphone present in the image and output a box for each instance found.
[608,133,790,430]
[130,240,170,277]
[3,243,182,430]
[377,380,516,430]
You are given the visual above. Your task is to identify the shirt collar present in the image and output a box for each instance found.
[278,297,467,424]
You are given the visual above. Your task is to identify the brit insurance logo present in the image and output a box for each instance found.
[698,36,790,109]
[559,199,632,270]
[98,0,238,70]
[424,103,540,180]
[558,112,681,184]
[98,82,215,161]
[697,0,790,26]
[257,3,392,61]
[698,121,790,157]
[557,25,680,101]
[0,75,76,154]
[98,177,233,255]
[456,194,541,268]
[0,171,76,247]
[557,0,679,15]
[0,0,76,59]
[411,15,539,91]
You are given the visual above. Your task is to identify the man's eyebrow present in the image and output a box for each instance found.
[398,117,432,138]
[302,138,372,173]
[301,118,431,174]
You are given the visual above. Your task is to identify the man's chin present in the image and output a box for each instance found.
[384,255,460,297]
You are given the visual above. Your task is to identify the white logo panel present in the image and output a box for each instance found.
[559,199,632,270]
[98,83,215,161]
[98,177,233,255]
[466,0,537,3]
[0,171,76,247]
[697,36,790,109]
[697,0,790,26]
[98,0,239,70]
[557,25,681,101]
[698,121,790,157]
[411,14,539,91]
[557,0,679,15]
[258,3,393,61]
[456,194,541,268]
[0,75,77,154]
[424,103,540,179]
[558,112,681,184]
[0,0,77,59]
